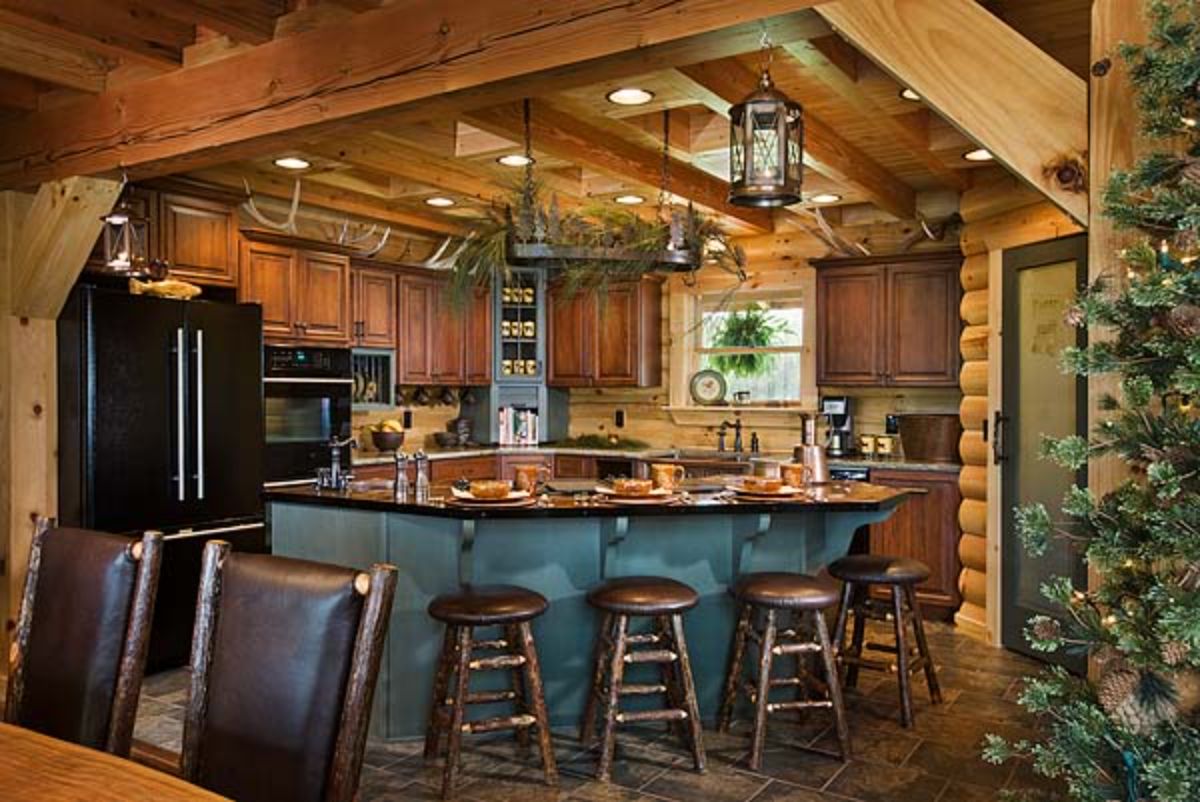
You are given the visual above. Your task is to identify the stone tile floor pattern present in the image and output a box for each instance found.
[125,621,1066,801]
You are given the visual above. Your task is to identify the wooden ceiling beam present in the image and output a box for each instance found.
[0,1,833,188]
[0,71,41,111]
[0,22,109,93]
[0,0,192,69]
[465,100,773,233]
[675,59,916,220]
[189,166,470,237]
[153,0,283,45]
[780,37,968,189]
[816,0,1088,225]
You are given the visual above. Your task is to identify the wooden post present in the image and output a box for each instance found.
[0,178,120,666]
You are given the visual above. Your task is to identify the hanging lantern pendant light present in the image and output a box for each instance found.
[728,36,804,208]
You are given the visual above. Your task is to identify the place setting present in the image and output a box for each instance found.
[445,479,539,509]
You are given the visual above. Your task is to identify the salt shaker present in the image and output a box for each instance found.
[393,451,409,503]
[414,450,430,503]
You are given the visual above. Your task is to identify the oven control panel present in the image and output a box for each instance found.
[265,346,351,378]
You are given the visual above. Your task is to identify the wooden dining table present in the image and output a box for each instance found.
[0,723,229,801]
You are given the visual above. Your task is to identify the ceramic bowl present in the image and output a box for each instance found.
[469,479,512,499]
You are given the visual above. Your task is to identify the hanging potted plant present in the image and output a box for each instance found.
[706,304,793,378]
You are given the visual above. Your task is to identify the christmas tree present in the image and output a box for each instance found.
[982,2,1200,801]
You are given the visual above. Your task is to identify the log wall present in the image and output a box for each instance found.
[955,175,1084,642]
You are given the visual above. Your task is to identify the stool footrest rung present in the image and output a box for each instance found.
[624,649,677,664]
[620,683,668,696]
[461,714,537,734]
[839,654,928,675]
[615,708,688,724]
[469,654,527,671]
[766,700,832,713]
[772,641,821,655]
[471,638,510,651]
[444,689,518,706]
[625,632,663,646]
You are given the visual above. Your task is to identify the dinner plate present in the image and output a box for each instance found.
[726,484,805,498]
[450,487,531,503]
[600,494,681,506]
[444,495,538,509]
[594,486,674,499]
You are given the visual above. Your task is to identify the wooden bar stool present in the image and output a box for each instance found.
[829,555,943,728]
[580,576,706,782]
[425,585,557,799]
[716,572,850,771]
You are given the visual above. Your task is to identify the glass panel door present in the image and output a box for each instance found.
[1001,236,1088,671]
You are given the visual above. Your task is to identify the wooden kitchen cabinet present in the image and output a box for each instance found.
[547,278,662,388]
[554,455,596,478]
[398,272,493,386]
[238,240,350,345]
[816,253,960,387]
[431,455,497,482]
[498,454,553,480]
[160,192,238,287]
[868,468,962,619]
[352,265,398,348]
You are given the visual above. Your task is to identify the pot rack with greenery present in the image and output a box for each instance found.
[446,101,747,304]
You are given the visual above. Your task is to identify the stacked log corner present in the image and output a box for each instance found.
[956,252,989,638]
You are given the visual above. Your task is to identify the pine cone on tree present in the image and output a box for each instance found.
[1164,305,1200,340]
[1182,157,1200,189]
[1162,640,1189,667]
[1098,664,1178,735]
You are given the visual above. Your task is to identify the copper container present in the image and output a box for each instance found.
[897,414,963,463]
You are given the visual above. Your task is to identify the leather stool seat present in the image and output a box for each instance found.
[732,572,841,609]
[587,576,699,615]
[829,555,931,585]
[428,584,548,625]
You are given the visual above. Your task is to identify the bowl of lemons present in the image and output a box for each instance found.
[370,419,405,452]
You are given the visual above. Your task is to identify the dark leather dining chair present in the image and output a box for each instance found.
[175,540,397,802]
[4,516,162,757]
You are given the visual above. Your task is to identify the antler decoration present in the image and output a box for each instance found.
[899,212,963,252]
[242,178,300,234]
[795,207,870,257]
[421,235,472,271]
[333,219,392,258]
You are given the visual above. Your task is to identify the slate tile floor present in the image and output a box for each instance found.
[125,622,1067,802]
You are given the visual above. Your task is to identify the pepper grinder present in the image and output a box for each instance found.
[414,450,430,504]
[393,451,409,503]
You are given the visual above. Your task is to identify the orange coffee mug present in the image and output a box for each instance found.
[512,463,551,493]
[649,463,686,491]
[781,462,808,487]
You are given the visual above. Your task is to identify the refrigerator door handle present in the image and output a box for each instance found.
[175,327,186,502]
[195,328,205,499]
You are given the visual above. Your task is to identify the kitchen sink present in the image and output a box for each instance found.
[655,449,755,463]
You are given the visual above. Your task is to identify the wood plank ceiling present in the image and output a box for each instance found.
[0,0,1092,245]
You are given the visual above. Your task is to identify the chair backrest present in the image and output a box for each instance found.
[181,540,397,802]
[4,517,162,756]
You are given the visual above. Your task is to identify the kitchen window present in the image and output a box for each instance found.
[670,275,818,412]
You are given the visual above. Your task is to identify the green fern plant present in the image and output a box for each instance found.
[707,305,793,378]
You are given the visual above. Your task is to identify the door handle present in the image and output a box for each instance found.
[195,328,205,500]
[992,411,1008,465]
[175,327,186,501]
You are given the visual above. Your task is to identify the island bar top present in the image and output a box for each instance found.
[262,480,913,518]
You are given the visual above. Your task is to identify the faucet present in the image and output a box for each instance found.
[322,435,357,491]
[720,419,744,453]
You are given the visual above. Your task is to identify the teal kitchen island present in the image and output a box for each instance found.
[264,482,912,739]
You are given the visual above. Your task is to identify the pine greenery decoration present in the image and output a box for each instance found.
[983,4,1200,801]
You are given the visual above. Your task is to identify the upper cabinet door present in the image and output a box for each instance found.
[352,266,397,348]
[296,251,351,344]
[546,286,595,387]
[464,287,493,385]
[398,274,434,384]
[886,261,961,386]
[160,193,237,287]
[238,240,296,342]
[593,280,662,387]
[817,266,886,385]
[430,282,466,385]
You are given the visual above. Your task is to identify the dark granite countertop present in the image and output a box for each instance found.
[264,481,914,520]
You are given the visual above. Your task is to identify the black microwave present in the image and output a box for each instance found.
[262,346,353,483]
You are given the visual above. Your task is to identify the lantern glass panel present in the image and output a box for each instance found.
[730,118,746,183]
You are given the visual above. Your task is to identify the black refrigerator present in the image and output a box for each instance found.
[58,284,265,671]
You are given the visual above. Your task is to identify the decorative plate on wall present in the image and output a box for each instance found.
[689,369,727,406]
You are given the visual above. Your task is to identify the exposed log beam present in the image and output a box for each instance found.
[0,71,41,111]
[154,0,283,45]
[0,22,109,93]
[675,59,916,220]
[0,1,832,188]
[0,0,191,69]
[780,37,968,189]
[466,100,773,233]
[817,0,1088,225]
[189,166,470,237]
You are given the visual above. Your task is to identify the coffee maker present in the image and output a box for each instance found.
[820,395,855,456]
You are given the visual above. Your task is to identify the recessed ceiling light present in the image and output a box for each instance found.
[809,193,843,204]
[962,148,994,162]
[496,154,534,167]
[425,196,456,207]
[898,88,921,102]
[605,87,655,106]
[614,194,645,205]
[273,156,311,170]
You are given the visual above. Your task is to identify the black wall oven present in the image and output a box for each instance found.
[263,346,353,482]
